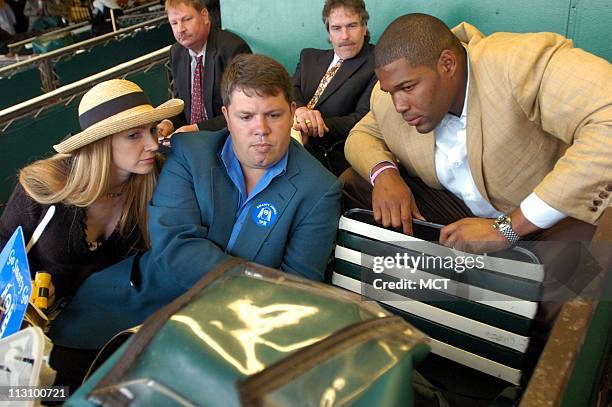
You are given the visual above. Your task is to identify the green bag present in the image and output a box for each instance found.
[31,31,74,54]
[71,258,430,406]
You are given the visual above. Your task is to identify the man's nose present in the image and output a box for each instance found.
[340,27,350,39]
[254,115,271,135]
[392,93,410,114]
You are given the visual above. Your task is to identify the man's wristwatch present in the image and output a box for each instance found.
[492,214,520,244]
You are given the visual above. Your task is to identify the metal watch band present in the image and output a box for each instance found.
[494,215,520,244]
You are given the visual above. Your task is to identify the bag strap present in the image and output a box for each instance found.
[238,316,414,406]
[88,256,245,400]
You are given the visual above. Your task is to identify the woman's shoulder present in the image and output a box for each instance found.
[0,183,48,247]
[7,182,40,211]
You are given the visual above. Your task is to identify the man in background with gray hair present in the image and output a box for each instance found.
[292,0,376,175]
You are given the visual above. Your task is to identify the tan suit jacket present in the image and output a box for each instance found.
[346,23,612,224]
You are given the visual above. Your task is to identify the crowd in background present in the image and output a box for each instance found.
[0,0,154,55]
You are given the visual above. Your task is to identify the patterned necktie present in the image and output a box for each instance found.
[190,55,207,124]
[307,59,343,109]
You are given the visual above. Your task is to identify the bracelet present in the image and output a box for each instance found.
[370,164,397,185]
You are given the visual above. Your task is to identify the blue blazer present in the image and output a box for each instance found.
[48,130,341,348]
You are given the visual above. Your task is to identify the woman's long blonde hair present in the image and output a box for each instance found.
[19,136,159,248]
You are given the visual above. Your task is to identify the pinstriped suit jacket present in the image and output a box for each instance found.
[345,23,612,225]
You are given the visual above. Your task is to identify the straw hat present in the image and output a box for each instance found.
[53,79,184,153]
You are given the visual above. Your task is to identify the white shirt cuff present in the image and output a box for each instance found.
[520,193,567,229]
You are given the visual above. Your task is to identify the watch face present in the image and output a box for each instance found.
[496,215,510,226]
[493,214,518,243]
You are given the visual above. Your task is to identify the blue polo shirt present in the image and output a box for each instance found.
[220,136,288,253]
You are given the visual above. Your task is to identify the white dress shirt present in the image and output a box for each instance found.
[188,43,207,86]
[328,53,342,70]
[187,44,208,123]
[434,58,567,228]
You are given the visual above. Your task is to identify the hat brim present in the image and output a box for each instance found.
[53,98,184,153]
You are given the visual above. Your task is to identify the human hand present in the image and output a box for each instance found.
[372,167,424,235]
[293,107,329,138]
[32,272,55,310]
[157,119,175,147]
[174,124,199,134]
[158,124,199,147]
[48,280,55,308]
[440,218,510,254]
[157,119,174,137]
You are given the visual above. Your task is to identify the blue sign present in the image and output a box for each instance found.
[0,227,32,338]
[252,202,278,228]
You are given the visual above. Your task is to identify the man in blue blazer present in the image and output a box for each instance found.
[48,54,342,350]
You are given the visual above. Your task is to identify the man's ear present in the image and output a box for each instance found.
[200,7,210,23]
[438,49,458,78]
[290,101,297,117]
[221,105,229,122]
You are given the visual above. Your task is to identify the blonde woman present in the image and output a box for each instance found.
[0,78,183,305]
[0,78,182,390]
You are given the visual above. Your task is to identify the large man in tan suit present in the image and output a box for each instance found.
[343,13,611,255]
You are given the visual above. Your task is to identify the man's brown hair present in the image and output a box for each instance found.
[221,54,294,106]
[164,0,206,12]
[375,13,462,69]
[322,0,370,42]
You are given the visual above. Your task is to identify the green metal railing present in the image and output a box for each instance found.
[0,16,172,110]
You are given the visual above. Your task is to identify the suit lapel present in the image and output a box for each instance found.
[179,47,192,121]
[231,162,298,261]
[209,165,239,248]
[407,125,438,186]
[202,29,218,118]
[307,51,333,98]
[316,50,366,107]
[465,66,488,203]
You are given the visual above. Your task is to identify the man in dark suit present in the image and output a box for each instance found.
[292,0,376,175]
[159,0,251,138]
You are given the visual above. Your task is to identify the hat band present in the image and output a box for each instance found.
[79,91,151,130]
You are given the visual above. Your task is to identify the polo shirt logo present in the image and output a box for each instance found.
[252,203,278,228]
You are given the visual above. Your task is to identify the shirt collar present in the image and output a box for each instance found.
[459,55,470,124]
[438,53,470,130]
[220,136,288,200]
[188,42,207,59]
